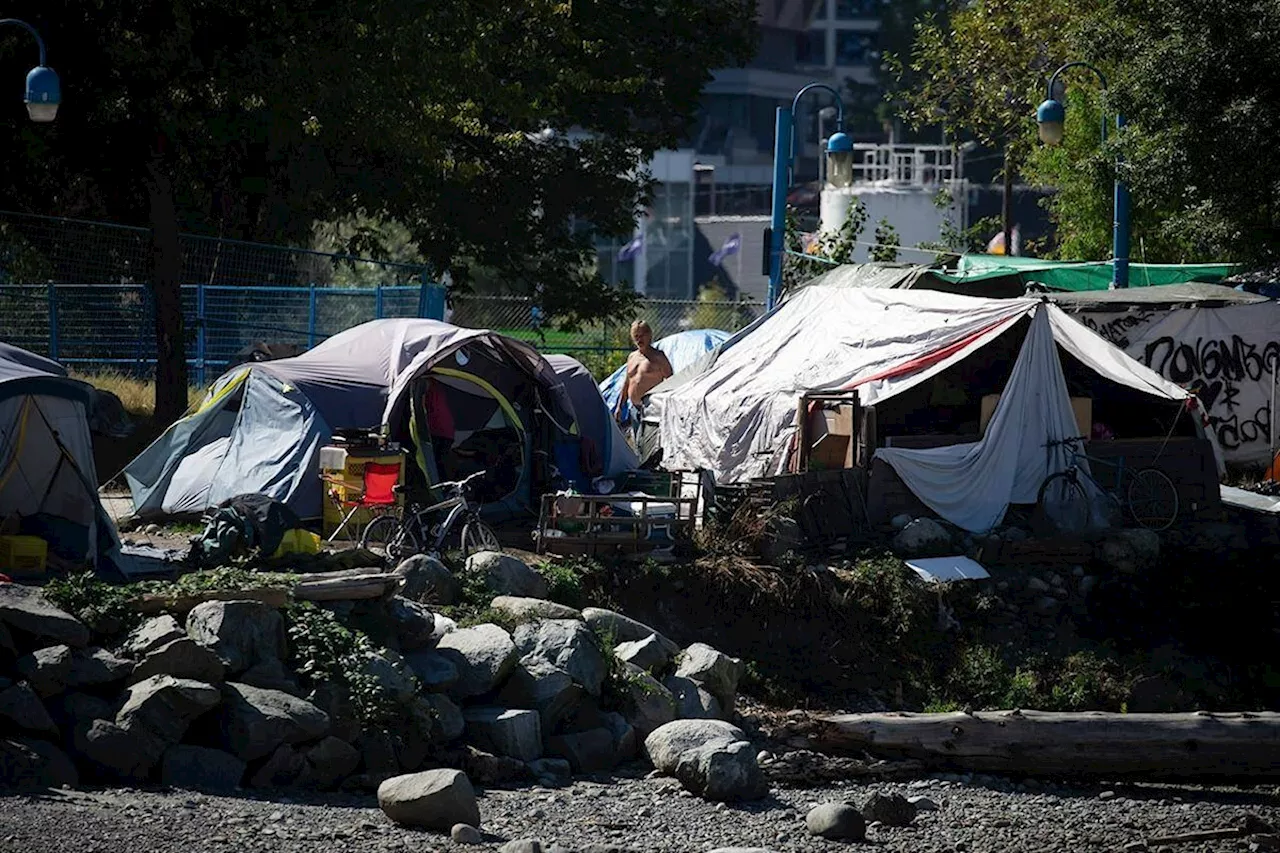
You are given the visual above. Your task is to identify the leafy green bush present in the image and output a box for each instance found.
[535,556,602,609]
[284,601,407,727]
[44,571,141,636]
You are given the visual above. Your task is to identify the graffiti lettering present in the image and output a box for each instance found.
[1143,335,1280,385]
[1079,309,1158,349]
[1211,404,1271,452]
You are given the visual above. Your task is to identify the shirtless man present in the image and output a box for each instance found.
[615,320,673,442]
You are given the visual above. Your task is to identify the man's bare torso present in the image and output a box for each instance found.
[623,347,673,406]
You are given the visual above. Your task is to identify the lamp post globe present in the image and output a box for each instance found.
[825,130,854,188]
[25,64,59,122]
[1036,98,1065,146]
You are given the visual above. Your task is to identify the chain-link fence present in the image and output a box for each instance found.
[0,210,765,385]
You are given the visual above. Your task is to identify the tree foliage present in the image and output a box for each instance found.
[898,0,1280,267]
[0,1,756,416]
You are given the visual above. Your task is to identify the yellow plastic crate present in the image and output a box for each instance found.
[0,535,47,577]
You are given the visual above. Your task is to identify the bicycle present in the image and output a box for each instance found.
[359,469,501,560]
[1037,436,1179,532]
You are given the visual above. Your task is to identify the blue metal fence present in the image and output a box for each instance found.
[0,282,441,386]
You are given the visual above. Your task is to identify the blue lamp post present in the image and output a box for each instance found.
[767,83,850,310]
[1036,61,1128,288]
[0,18,59,122]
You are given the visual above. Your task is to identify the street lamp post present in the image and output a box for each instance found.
[0,18,59,122]
[1036,61,1128,288]
[767,83,851,311]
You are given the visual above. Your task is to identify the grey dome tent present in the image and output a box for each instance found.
[0,342,119,568]
[545,354,637,481]
[127,319,580,520]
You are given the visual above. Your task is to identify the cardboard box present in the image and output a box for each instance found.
[808,404,855,470]
[980,394,1092,437]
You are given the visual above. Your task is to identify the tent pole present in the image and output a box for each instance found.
[1271,367,1278,476]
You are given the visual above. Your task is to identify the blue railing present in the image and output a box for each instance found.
[0,282,444,386]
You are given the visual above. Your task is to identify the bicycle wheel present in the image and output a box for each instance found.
[461,518,500,556]
[1037,470,1091,535]
[360,515,419,561]
[1126,468,1179,531]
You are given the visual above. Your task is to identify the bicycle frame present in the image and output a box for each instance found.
[1050,435,1128,492]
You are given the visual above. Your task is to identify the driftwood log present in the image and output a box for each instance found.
[133,570,400,613]
[813,710,1280,779]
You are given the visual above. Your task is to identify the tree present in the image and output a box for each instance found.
[0,1,756,421]
[893,0,1090,255]
[1078,0,1280,267]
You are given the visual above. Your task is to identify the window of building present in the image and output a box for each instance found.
[813,0,829,20]
[834,0,877,20]
[835,29,877,66]
[796,29,827,66]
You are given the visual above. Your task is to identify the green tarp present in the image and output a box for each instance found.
[933,254,1238,292]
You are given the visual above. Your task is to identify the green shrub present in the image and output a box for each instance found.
[535,556,602,609]
[44,572,141,636]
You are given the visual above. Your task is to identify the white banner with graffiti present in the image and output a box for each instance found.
[1068,303,1280,463]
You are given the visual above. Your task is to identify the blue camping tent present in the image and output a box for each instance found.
[599,328,731,425]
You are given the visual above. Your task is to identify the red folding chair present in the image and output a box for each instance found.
[325,461,401,542]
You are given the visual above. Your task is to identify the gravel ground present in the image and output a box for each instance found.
[3,768,1278,853]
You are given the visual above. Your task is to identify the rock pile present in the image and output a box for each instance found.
[0,550,764,832]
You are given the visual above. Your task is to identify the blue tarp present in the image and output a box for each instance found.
[599,328,731,425]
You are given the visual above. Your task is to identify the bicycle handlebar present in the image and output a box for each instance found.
[1044,435,1087,449]
[437,469,488,493]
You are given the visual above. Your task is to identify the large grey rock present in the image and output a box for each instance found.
[422,694,466,743]
[0,737,78,789]
[498,657,584,731]
[464,552,548,599]
[15,644,73,697]
[160,745,245,792]
[47,692,114,730]
[66,647,133,689]
[499,841,545,853]
[218,682,330,761]
[463,707,542,761]
[0,682,57,737]
[395,554,459,604]
[603,711,638,763]
[74,718,156,780]
[514,619,606,697]
[581,608,679,656]
[644,719,765,802]
[130,638,226,685]
[116,675,221,760]
[303,736,360,789]
[665,675,723,720]
[892,517,953,557]
[674,643,744,711]
[1100,528,1162,575]
[185,601,287,674]
[0,584,89,648]
[547,727,615,772]
[461,745,527,785]
[249,743,307,788]
[491,596,582,621]
[238,658,302,695]
[527,757,572,787]
[389,597,438,651]
[360,648,418,704]
[806,803,866,840]
[615,635,672,673]
[860,792,917,826]
[123,615,186,657]
[435,624,519,699]
[405,649,460,693]
[377,768,481,829]
[625,666,676,737]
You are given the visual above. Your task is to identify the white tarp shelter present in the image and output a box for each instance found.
[0,342,118,567]
[658,286,1212,532]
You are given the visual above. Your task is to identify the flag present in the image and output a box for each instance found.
[617,233,644,262]
[708,232,742,266]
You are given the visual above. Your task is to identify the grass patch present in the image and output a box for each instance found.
[70,369,205,418]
